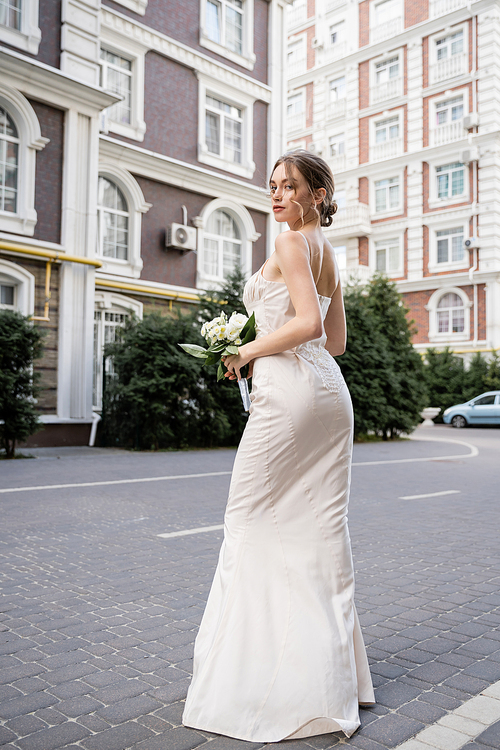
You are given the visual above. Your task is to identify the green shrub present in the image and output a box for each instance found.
[0,310,44,458]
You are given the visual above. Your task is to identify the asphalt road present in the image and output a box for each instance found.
[0,425,499,750]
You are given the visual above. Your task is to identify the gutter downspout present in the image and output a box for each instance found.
[89,412,101,447]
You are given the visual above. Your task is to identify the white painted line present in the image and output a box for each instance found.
[395,679,500,750]
[158,524,224,539]
[0,471,232,495]
[399,490,461,500]
[353,436,478,467]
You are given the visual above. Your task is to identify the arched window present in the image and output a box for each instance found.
[437,292,465,334]
[204,209,242,279]
[97,177,129,260]
[0,105,19,213]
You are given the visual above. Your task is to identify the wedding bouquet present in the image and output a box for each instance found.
[179,310,256,410]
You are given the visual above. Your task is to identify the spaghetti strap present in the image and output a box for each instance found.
[296,230,311,260]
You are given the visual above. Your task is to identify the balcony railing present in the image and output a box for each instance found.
[324,41,347,62]
[429,53,468,84]
[327,203,372,239]
[287,112,306,134]
[328,154,347,174]
[287,3,307,28]
[370,77,403,105]
[430,120,465,146]
[370,17,402,45]
[370,137,403,162]
[431,0,467,18]
[288,57,307,79]
[326,98,347,121]
[326,0,347,12]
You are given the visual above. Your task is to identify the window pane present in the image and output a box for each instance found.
[0,284,14,305]
[376,247,386,272]
[224,117,242,163]
[437,310,449,332]
[0,105,18,138]
[204,238,219,276]
[98,177,127,211]
[389,124,399,139]
[376,128,386,143]
[0,0,21,30]
[451,234,464,261]
[389,184,399,207]
[437,238,448,263]
[451,104,463,120]
[226,4,243,54]
[206,111,220,154]
[206,0,221,43]
[437,173,449,198]
[388,243,399,270]
[375,188,386,212]
[437,109,447,125]
[0,139,18,213]
[223,240,241,275]
[451,169,464,196]
[475,395,496,405]
[452,309,464,332]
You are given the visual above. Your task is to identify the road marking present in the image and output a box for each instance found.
[353,436,478,466]
[395,680,500,750]
[158,524,224,539]
[0,471,232,495]
[399,489,461,500]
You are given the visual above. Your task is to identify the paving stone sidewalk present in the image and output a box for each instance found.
[1,427,499,750]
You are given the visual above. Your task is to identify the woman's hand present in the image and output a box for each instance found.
[223,344,253,381]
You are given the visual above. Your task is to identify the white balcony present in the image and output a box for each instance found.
[370,137,403,162]
[288,57,307,79]
[370,17,402,45]
[326,0,347,12]
[287,3,307,28]
[431,0,467,18]
[324,41,347,62]
[327,203,372,239]
[429,53,467,84]
[328,154,347,174]
[287,113,306,134]
[370,77,403,105]
[430,120,465,146]
[326,98,347,121]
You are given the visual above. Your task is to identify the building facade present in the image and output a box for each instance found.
[0,0,289,446]
[286,0,500,357]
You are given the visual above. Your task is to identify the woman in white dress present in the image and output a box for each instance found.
[182,151,375,742]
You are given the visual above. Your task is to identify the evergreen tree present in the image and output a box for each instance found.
[423,347,465,420]
[485,351,500,392]
[0,310,44,458]
[463,352,489,402]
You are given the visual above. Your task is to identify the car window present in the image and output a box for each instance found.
[474,395,496,405]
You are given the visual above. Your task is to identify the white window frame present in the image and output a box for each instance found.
[97,164,151,279]
[426,286,471,342]
[429,159,468,207]
[428,222,468,273]
[0,0,40,53]
[371,170,403,217]
[0,84,48,237]
[429,88,468,146]
[370,48,404,105]
[370,234,403,277]
[93,292,143,411]
[370,0,403,42]
[200,0,255,71]
[0,258,34,316]
[197,73,256,179]
[194,197,260,290]
[287,88,306,135]
[99,28,148,142]
[430,23,468,67]
[369,108,404,161]
[287,35,306,78]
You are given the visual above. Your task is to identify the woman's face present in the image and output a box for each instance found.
[269,163,317,229]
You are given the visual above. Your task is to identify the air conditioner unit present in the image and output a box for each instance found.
[460,147,479,164]
[308,142,323,155]
[464,237,479,250]
[311,37,323,49]
[463,113,479,129]
[166,223,197,252]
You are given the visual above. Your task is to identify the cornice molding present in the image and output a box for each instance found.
[395,269,500,293]
[100,8,272,104]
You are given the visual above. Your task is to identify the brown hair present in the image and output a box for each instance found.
[270,150,338,227]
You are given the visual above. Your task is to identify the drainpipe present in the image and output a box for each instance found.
[89,412,101,447]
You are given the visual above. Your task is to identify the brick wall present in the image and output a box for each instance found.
[423,223,429,274]
[403,289,433,343]
[307,0,315,18]
[359,116,369,164]
[359,1,369,47]
[404,0,428,28]
[359,236,369,265]
[478,283,486,339]
[306,26,316,70]
[30,101,64,245]
[253,101,268,187]
[102,0,269,84]
[248,209,267,273]
[359,60,370,110]
[422,36,429,88]
[359,176,369,204]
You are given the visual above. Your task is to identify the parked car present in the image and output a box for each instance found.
[443,391,500,428]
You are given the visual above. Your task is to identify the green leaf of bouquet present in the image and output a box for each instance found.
[179,343,208,358]
[217,361,225,382]
[239,312,255,339]
[208,342,227,353]
[204,352,221,367]
[225,345,239,355]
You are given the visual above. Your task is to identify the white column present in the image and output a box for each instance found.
[61,0,101,86]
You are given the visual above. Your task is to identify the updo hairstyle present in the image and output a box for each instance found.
[270,150,338,228]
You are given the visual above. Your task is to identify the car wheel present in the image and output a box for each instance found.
[451,415,467,429]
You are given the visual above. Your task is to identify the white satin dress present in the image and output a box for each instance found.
[182,235,375,743]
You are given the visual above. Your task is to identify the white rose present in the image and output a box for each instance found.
[229,313,248,329]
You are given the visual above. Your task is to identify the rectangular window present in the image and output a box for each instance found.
[335,189,346,212]
[330,21,345,46]
[329,133,345,157]
[332,245,347,271]
[436,227,464,264]
[374,0,399,25]
[375,238,400,273]
[329,76,346,102]
[435,96,464,126]
[374,176,399,213]
[287,92,304,116]
[375,55,399,84]
[100,49,132,125]
[0,0,21,30]
[436,162,465,200]
[206,0,243,55]
[0,283,14,307]
[436,29,463,60]
[287,38,305,76]
[205,95,242,164]
[375,116,399,143]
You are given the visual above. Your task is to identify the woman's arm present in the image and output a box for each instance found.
[323,281,346,356]
[225,231,324,379]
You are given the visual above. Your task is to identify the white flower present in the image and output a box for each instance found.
[229,313,248,329]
